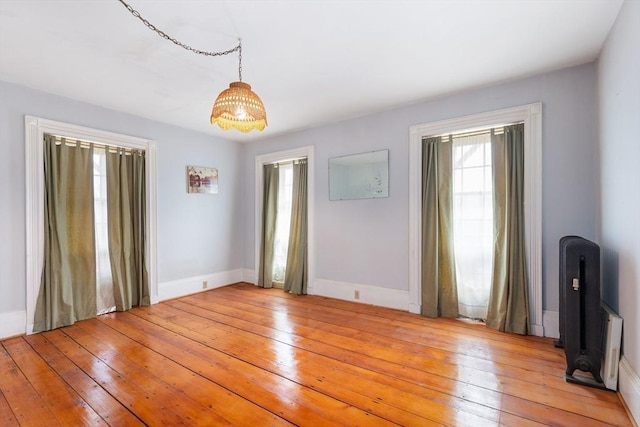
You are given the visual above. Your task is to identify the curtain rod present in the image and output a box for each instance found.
[47,134,144,154]
[266,157,308,166]
[431,121,524,140]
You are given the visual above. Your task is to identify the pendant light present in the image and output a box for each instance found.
[210,41,267,132]
[118,0,267,132]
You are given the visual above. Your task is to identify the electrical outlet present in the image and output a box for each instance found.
[203,280,208,289]
[354,290,360,300]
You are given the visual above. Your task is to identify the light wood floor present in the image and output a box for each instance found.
[1,282,632,426]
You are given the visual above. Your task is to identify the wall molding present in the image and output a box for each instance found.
[408,103,543,334]
[158,269,243,301]
[0,311,27,340]
[242,269,256,285]
[313,279,409,311]
[619,356,640,425]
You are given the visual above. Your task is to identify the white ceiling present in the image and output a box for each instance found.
[0,0,623,142]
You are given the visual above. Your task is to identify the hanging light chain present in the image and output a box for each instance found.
[238,40,242,81]
[116,0,240,58]
[116,0,265,131]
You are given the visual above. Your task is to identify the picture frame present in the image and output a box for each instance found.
[187,165,218,194]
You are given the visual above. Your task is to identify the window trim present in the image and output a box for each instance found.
[408,103,543,335]
[254,146,315,291]
[24,116,158,334]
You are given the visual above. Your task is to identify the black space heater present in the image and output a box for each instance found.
[555,236,605,388]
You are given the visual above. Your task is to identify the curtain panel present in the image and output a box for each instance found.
[486,124,530,334]
[106,147,150,310]
[258,163,279,289]
[34,135,97,332]
[284,159,308,295]
[35,135,150,332]
[421,136,459,318]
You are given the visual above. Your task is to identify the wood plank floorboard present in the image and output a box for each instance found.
[0,340,61,426]
[0,282,633,426]
[0,389,20,427]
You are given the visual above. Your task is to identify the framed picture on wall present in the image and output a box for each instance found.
[187,165,218,194]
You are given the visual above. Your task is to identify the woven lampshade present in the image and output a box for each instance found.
[210,81,267,133]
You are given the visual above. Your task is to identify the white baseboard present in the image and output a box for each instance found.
[619,356,640,425]
[312,278,410,311]
[242,268,256,284]
[529,323,544,337]
[0,271,243,340]
[158,269,243,301]
[4,275,561,341]
[542,310,559,338]
[0,311,27,339]
[242,271,409,310]
[241,271,558,335]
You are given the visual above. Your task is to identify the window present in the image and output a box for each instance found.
[451,131,494,319]
[272,162,294,284]
[409,103,543,335]
[93,147,115,314]
[254,146,315,292]
[25,116,157,334]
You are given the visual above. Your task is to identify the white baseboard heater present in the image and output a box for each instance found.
[600,302,623,391]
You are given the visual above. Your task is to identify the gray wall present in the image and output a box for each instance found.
[597,0,640,409]
[0,81,244,314]
[243,63,599,312]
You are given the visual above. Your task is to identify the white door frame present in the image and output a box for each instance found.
[24,116,158,334]
[254,146,315,293]
[408,103,544,335]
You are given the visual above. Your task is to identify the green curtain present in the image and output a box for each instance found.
[34,135,97,332]
[422,137,458,317]
[284,159,308,295]
[486,124,530,334]
[257,163,279,289]
[421,137,458,318]
[106,147,149,310]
